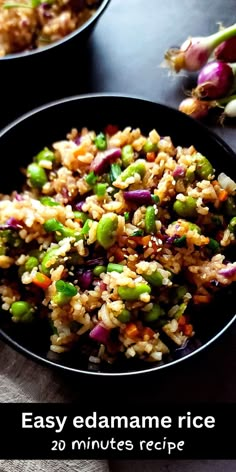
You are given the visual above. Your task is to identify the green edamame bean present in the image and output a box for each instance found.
[35,147,55,163]
[121,145,134,168]
[40,196,60,206]
[118,284,151,301]
[143,271,163,287]
[142,139,158,153]
[228,216,236,234]
[44,218,80,239]
[185,168,195,183]
[143,303,163,322]
[117,309,131,323]
[173,197,197,218]
[94,133,107,151]
[93,265,106,276]
[225,196,236,217]
[145,206,156,234]
[27,163,48,189]
[120,160,146,182]
[41,246,60,276]
[107,263,124,273]
[10,301,34,323]
[96,214,118,249]
[25,256,38,271]
[195,154,213,180]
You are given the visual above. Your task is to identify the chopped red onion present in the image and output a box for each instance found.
[74,136,82,145]
[90,148,121,175]
[86,257,106,267]
[14,193,24,201]
[0,218,23,230]
[218,265,236,278]
[77,270,93,290]
[75,201,85,211]
[89,323,110,344]
[173,165,186,178]
[123,190,152,205]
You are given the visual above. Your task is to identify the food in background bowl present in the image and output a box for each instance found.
[0,123,236,366]
[0,0,102,56]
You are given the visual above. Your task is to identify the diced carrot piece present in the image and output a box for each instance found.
[146,152,156,162]
[125,323,139,338]
[73,141,88,157]
[218,189,228,202]
[212,180,219,186]
[143,327,155,339]
[178,315,187,326]
[32,272,51,289]
[183,324,193,336]
[141,235,151,246]
[192,294,211,304]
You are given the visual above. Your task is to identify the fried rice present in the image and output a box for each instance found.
[0,124,236,365]
[0,0,99,56]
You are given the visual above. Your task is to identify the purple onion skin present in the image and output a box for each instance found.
[0,218,23,230]
[14,193,24,201]
[197,61,234,99]
[123,190,152,205]
[214,37,236,63]
[173,165,186,178]
[89,323,110,344]
[86,257,106,267]
[77,270,93,290]
[90,148,121,175]
[75,201,85,211]
[218,265,236,278]
[74,136,82,145]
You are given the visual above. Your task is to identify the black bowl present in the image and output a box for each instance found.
[0,93,236,377]
[0,0,110,64]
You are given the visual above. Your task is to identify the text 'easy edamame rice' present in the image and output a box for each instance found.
[0,125,236,364]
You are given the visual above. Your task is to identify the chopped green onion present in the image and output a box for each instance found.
[107,263,124,273]
[40,196,60,207]
[124,212,130,222]
[55,280,77,297]
[96,183,108,197]
[110,163,121,183]
[94,133,107,151]
[151,194,160,204]
[85,171,97,186]
[131,229,144,236]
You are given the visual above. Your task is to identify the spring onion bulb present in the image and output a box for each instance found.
[178,97,216,119]
[214,36,236,62]
[194,61,236,99]
[165,23,236,72]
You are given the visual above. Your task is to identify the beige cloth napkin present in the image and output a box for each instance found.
[0,340,110,472]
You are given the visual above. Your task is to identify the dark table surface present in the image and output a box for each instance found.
[1,0,236,404]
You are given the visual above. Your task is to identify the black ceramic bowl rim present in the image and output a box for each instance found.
[0,0,110,61]
[0,92,236,377]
